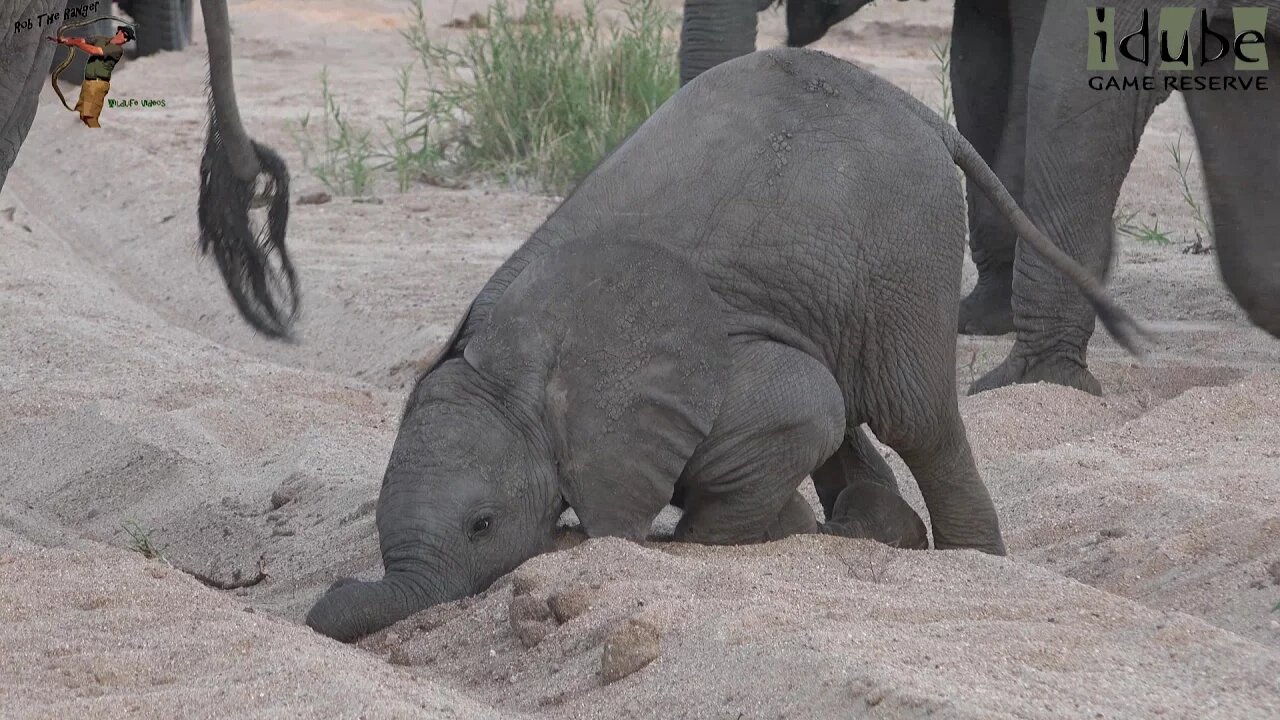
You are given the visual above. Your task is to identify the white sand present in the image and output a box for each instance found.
[1,1,1277,717]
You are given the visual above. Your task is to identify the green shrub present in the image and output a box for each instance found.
[289,68,377,196]
[400,0,679,193]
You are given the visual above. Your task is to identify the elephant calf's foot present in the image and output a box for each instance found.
[958,265,1014,336]
[819,481,929,550]
[764,492,819,542]
[968,346,1102,397]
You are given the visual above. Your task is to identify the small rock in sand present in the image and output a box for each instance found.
[512,569,545,597]
[269,488,294,510]
[550,584,595,624]
[601,617,660,684]
[509,594,552,623]
[512,620,552,649]
[387,646,413,666]
[296,191,331,205]
[509,594,555,648]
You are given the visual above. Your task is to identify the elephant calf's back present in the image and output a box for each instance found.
[543,48,967,330]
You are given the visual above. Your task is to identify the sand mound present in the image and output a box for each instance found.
[0,534,513,719]
[360,536,1280,720]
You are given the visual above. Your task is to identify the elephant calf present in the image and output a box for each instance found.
[306,48,1143,642]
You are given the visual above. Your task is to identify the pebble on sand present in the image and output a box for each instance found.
[601,617,660,685]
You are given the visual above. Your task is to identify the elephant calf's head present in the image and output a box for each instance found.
[305,358,562,642]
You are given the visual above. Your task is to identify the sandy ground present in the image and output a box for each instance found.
[1,0,1278,717]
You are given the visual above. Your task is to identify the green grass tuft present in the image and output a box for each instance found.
[381,63,452,192]
[120,519,168,562]
[1114,208,1173,245]
[1114,134,1214,251]
[930,39,953,125]
[288,68,377,197]
[292,0,679,196]
[403,0,680,193]
[1168,131,1213,249]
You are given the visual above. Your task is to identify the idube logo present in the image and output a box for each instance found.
[1087,6,1270,91]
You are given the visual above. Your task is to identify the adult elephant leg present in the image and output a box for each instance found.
[954,0,1047,335]
[786,0,878,48]
[679,0,758,86]
[1183,33,1280,339]
[952,0,1012,334]
[674,341,844,544]
[970,0,1170,396]
[0,0,64,193]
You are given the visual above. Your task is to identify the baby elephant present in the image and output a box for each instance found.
[306,47,1143,642]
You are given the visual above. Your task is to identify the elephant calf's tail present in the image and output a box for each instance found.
[939,125,1151,357]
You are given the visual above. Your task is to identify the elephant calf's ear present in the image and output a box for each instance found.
[535,238,731,540]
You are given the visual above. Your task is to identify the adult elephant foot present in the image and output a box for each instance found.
[958,264,1014,336]
[968,345,1101,397]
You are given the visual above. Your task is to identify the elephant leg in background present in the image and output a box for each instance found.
[970,0,1171,396]
[0,0,65,192]
[953,0,1046,335]
[806,424,931,549]
[1183,34,1280,340]
[673,340,845,545]
[679,0,758,86]
[810,425,898,519]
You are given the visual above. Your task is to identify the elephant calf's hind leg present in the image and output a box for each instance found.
[811,425,899,520]
[674,341,843,545]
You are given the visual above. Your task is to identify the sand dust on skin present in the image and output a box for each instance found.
[1,0,1277,717]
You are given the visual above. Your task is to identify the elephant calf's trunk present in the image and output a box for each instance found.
[305,575,434,643]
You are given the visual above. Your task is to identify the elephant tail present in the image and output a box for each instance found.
[196,0,299,340]
[940,123,1152,358]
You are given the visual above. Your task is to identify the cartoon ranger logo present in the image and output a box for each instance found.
[47,20,136,128]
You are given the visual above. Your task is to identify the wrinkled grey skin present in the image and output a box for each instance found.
[0,0,64,193]
[306,48,1144,643]
[683,0,1280,396]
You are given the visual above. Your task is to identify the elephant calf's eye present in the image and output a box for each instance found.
[469,516,492,539]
